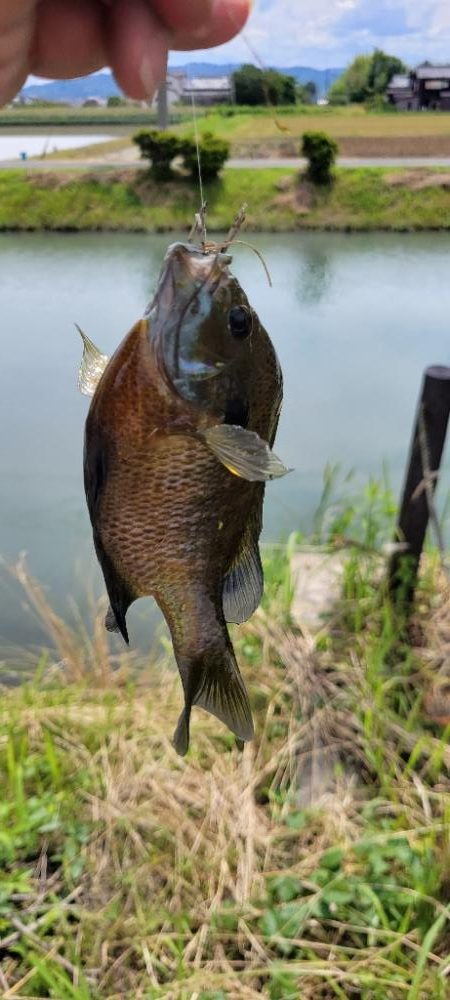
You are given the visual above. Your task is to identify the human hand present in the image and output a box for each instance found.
[0,0,251,106]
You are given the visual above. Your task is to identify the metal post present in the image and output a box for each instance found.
[389,365,450,605]
[157,81,168,131]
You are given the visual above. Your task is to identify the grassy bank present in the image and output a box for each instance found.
[2,485,450,998]
[1,166,450,232]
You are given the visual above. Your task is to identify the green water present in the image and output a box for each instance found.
[2,230,450,651]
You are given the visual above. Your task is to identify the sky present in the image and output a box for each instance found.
[169,0,450,69]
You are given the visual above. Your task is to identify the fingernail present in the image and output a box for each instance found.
[140,56,155,98]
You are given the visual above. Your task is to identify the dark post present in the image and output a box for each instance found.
[389,366,450,605]
[157,81,168,131]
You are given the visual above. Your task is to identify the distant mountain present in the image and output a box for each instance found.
[22,71,121,103]
[22,65,343,104]
[281,66,344,97]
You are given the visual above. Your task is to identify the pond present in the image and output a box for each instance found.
[2,230,450,652]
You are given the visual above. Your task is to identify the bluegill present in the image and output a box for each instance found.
[78,242,288,755]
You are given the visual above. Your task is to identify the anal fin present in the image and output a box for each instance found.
[105,604,121,635]
[223,485,265,625]
[223,537,263,625]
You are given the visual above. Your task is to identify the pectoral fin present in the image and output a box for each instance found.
[202,425,291,483]
[76,324,109,397]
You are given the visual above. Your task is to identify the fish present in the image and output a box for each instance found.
[78,241,289,755]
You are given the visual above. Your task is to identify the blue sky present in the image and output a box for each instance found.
[169,0,450,69]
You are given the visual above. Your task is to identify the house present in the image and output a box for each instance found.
[181,76,234,106]
[151,71,187,108]
[412,64,450,110]
[387,64,450,110]
[386,74,417,111]
[83,96,107,108]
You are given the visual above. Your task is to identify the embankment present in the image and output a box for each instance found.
[1,166,450,231]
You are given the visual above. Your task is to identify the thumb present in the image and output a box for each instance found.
[0,1,36,106]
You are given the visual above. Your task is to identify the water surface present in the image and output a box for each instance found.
[1,231,450,650]
[0,133,112,160]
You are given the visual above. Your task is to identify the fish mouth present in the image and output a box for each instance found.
[148,242,234,392]
[163,241,233,291]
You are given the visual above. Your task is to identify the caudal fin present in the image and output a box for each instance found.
[173,644,254,757]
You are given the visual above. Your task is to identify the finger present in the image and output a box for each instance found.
[31,0,107,79]
[172,0,251,50]
[150,0,214,33]
[108,0,169,100]
[0,2,35,106]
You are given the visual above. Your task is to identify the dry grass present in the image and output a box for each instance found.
[1,548,450,997]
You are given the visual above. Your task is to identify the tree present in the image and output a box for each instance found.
[368,49,406,96]
[232,64,297,106]
[232,64,264,105]
[298,81,317,105]
[329,55,372,105]
[107,95,125,107]
[302,131,338,185]
[329,49,407,105]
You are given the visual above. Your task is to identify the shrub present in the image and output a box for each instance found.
[181,131,230,182]
[107,95,126,108]
[301,131,338,185]
[133,129,183,180]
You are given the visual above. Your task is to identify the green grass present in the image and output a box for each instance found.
[173,105,450,158]
[304,168,450,231]
[0,106,198,128]
[1,166,450,233]
[190,104,450,140]
[2,477,450,997]
[0,168,298,232]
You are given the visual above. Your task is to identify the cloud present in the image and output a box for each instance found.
[334,0,410,39]
[170,0,450,69]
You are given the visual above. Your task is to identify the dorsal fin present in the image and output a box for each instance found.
[76,324,109,397]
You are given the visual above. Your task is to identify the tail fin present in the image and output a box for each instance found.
[173,643,254,756]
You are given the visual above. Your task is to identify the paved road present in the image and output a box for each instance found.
[2,155,450,171]
[232,156,450,169]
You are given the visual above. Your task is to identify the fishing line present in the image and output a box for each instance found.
[228,1,291,131]
[189,84,208,245]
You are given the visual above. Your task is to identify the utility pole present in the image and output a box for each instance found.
[157,80,168,130]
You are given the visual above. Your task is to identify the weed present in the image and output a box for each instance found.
[2,483,450,996]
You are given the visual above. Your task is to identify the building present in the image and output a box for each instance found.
[152,73,234,110]
[386,74,417,111]
[151,72,188,110]
[387,64,450,110]
[181,76,234,106]
[413,64,450,110]
[83,96,107,108]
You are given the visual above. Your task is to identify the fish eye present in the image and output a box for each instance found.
[229,305,252,340]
